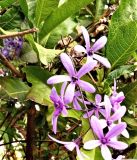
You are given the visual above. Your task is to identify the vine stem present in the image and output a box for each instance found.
[0,53,23,78]
[0,28,38,39]
[26,105,36,160]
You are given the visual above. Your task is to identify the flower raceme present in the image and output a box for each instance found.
[74,26,111,68]
[47,53,97,103]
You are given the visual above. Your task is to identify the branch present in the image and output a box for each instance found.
[0,28,38,39]
[0,53,23,78]
[26,105,36,160]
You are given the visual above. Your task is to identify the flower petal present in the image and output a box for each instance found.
[110,106,126,122]
[64,142,76,151]
[60,82,67,99]
[73,98,82,110]
[105,122,127,139]
[78,80,96,93]
[93,54,111,68]
[81,26,91,51]
[90,116,104,139]
[76,145,89,160]
[83,110,94,118]
[62,106,68,116]
[60,53,75,76]
[104,95,112,119]
[121,129,129,138]
[52,115,58,134]
[107,140,128,150]
[101,145,112,160]
[91,36,107,52]
[84,140,101,150]
[95,94,102,104]
[64,83,75,104]
[50,87,60,102]
[74,45,87,53]
[77,60,97,78]
[47,75,71,84]
[48,134,70,145]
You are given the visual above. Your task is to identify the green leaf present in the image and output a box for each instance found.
[39,0,93,41]
[0,7,23,30]
[35,42,62,66]
[121,80,137,106]
[67,110,82,120]
[106,0,137,69]
[22,66,52,105]
[123,115,137,127]
[0,77,30,101]
[77,148,95,160]
[106,21,137,69]
[35,0,59,28]
[20,42,38,63]
[0,0,15,9]
[106,65,136,84]
[19,0,28,18]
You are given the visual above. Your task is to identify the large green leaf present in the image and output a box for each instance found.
[35,0,59,28]
[23,66,52,105]
[19,0,28,18]
[0,0,15,8]
[35,42,62,66]
[106,21,137,69]
[106,0,137,69]
[0,77,30,101]
[106,65,136,84]
[39,0,93,41]
[0,7,23,30]
[121,80,137,106]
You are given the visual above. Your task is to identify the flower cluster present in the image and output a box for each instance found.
[47,26,128,160]
[0,37,23,59]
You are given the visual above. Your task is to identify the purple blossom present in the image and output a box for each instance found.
[50,83,68,134]
[74,26,111,68]
[84,116,128,160]
[48,135,89,160]
[101,95,126,126]
[110,80,125,111]
[47,53,97,103]
[83,94,103,118]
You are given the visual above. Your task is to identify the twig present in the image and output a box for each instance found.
[0,28,38,39]
[0,53,23,78]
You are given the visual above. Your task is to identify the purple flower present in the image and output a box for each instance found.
[47,53,97,103]
[110,80,125,111]
[74,26,111,68]
[48,135,89,160]
[84,116,128,160]
[101,95,126,126]
[83,94,103,118]
[50,83,68,134]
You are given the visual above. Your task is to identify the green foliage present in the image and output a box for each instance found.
[35,0,59,28]
[0,77,29,101]
[121,80,137,106]
[23,66,52,105]
[106,0,137,69]
[0,0,16,9]
[39,0,93,41]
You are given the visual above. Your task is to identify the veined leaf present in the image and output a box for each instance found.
[35,0,59,28]
[23,66,52,105]
[106,0,137,69]
[0,0,15,9]
[39,0,93,41]
[0,77,29,101]
[35,42,62,66]
[121,80,137,106]
[19,0,28,18]
[106,65,136,84]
